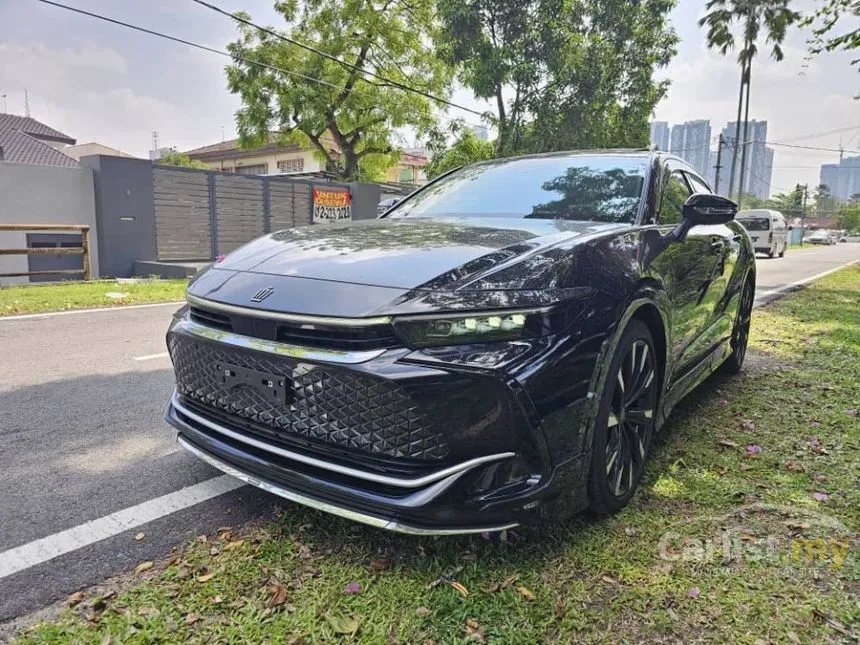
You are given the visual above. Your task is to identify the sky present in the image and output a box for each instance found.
[1,0,858,196]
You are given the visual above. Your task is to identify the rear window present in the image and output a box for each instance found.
[738,218,770,231]
[386,156,647,224]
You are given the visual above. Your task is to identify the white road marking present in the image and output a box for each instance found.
[133,352,171,362]
[0,300,183,322]
[0,475,243,580]
[755,258,859,302]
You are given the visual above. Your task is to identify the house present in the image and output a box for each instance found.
[185,133,429,184]
[387,151,428,185]
[62,142,137,161]
[0,113,77,167]
[184,133,338,175]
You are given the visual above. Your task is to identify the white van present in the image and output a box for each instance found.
[736,209,789,258]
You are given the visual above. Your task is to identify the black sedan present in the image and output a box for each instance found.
[165,150,755,534]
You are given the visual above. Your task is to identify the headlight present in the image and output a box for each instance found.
[392,309,547,348]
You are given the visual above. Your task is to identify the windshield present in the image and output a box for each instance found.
[386,156,647,223]
[738,218,770,231]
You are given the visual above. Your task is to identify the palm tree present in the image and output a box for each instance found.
[700,1,800,207]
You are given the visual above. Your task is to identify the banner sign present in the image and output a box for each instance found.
[312,188,352,223]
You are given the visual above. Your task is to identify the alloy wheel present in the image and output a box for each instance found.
[732,280,754,366]
[604,339,657,498]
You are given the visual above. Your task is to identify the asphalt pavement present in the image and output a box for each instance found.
[0,243,857,622]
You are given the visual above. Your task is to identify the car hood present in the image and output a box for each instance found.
[213,217,622,291]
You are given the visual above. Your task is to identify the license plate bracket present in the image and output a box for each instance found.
[217,361,293,405]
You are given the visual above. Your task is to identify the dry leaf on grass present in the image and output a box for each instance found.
[449,581,469,597]
[268,584,288,607]
[197,572,215,582]
[516,586,536,601]
[325,613,359,635]
[66,591,85,607]
[133,561,153,574]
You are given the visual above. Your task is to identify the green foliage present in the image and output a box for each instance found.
[837,201,860,232]
[225,0,453,181]
[436,0,678,157]
[770,184,806,218]
[158,151,209,169]
[425,129,495,179]
[804,0,860,69]
[813,183,838,219]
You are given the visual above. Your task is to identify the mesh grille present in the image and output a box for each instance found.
[168,333,449,460]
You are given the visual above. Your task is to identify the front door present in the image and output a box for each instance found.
[649,166,724,379]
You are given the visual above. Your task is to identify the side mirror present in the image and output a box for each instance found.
[666,193,738,245]
[682,193,738,226]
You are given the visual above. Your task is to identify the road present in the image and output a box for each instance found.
[0,243,857,622]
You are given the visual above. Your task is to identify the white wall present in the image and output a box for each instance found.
[0,162,98,284]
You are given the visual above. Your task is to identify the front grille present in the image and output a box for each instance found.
[190,302,398,351]
[190,306,232,331]
[167,333,449,461]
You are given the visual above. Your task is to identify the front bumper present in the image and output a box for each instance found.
[164,313,581,533]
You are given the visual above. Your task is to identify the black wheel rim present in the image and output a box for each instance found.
[605,339,657,499]
[732,281,754,366]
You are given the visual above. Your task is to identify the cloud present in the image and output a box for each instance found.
[1,40,180,154]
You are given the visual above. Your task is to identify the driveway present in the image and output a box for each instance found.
[0,243,857,621]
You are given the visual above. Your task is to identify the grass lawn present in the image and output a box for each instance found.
[15,268,860,644]
[0,279,187,316]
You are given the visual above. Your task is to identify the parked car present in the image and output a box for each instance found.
[165,151,755,534]
[377,197,400,216]
[839,233,860,243]
[807,230,837,245]
[736,209,788,258]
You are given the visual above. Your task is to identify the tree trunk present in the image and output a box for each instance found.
[727,61,746,200]
[737,59,753,210]
[495,87,508,156]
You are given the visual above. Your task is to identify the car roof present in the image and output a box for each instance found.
[465,148,659,170]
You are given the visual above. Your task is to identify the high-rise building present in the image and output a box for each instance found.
[668,120,712,177]
[649,121,670,151]
[820,156,860,201]
[720,120,772,200]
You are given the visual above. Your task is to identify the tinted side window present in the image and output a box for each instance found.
[686,173,711,194]
[659,170,692,225]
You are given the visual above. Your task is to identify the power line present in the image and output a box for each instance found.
[35,0,368,97]
[189,0,486,118]
[35,0,483,134]
[775,124,860,143]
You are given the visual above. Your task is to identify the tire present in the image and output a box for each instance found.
[587,319,659,515]
[779,243,786,258]
[768,245,775,258]
[722,276,754,375]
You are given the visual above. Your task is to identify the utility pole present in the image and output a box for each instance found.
[714,133,724,195]
[800,184,809,246]
[24,89,31,118]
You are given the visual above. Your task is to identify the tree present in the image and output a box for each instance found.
[813,183,837,219]
[770,184,805,219]
[700,1,800,207]
[436,0,677,157]
[804,0,860,75]
[158,151,209,169]
[836,201,860,232]
[225,0,453,181]
[425,129,495,179]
